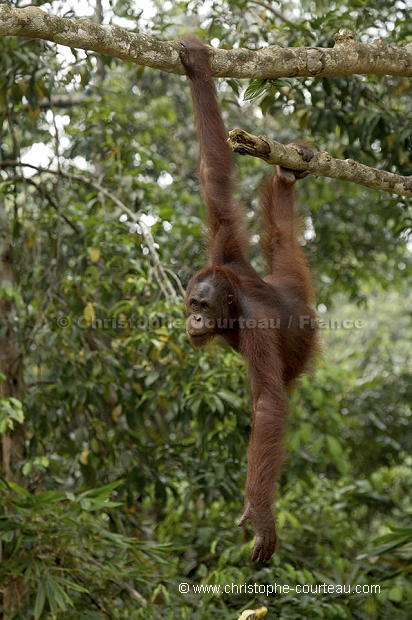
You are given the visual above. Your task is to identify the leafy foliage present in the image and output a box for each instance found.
[0,0,411,618]
[0,480,170,618]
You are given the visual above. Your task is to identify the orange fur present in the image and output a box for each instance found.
[180,36,318,562]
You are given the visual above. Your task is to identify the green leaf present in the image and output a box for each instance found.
[244,79,269,100]
[326,435,343,458]
[32,491,66,506]
[216,389,243,409]
[388,586,403,603]
[34,579,46,620]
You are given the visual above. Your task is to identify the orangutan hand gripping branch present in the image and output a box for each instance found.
[180,36,318,562]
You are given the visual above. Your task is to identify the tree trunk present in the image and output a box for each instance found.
[0,205,26,613]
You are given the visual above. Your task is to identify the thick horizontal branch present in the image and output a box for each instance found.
[228,129,412,198]
[1,6,412,78]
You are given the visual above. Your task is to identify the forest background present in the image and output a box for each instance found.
[0,0,411,618]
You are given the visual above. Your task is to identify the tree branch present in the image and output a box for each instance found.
[5,175,81,233]
[248,0,288,23]
[0,160,180,301]
[228,129,412,198]
[1,7,411,195]
[0,6,412,78]
[38,93,89,109]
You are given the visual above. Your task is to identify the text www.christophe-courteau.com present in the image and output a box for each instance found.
[178,582,380,596]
